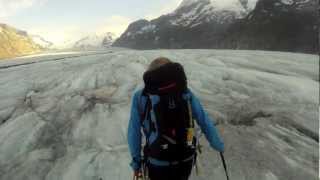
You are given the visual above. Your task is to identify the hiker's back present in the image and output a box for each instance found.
[141,62,196,162]
[128,58,225,180]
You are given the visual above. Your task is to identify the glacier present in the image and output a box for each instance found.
[0,49,318,180]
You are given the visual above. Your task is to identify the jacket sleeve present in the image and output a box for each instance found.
[189,91,225,152]
[127,91,142,171]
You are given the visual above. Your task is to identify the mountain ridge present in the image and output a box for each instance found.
[73,32,115,50]
[0,24,42,59]
[31,35,54,49]
[113,0,318,54]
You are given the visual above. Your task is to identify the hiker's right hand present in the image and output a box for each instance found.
[219,126,224,135]
[134,170,143,178]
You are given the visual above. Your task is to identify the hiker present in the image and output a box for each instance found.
[128,57,225,180]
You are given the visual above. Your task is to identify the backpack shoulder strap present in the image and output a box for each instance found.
[138,88,151,124]
[182,90,194,127]
[187,99,195,128]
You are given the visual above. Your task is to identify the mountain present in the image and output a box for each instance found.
[31,35,53,49]
[0,24,42,59]
[224,0,318,53]
[113,0,318,53]
[102,33,115,47]
[113,0,254,49]
[73,32,115,50]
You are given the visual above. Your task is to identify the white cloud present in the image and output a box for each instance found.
[145,0,183,20]
[0,0,47,18]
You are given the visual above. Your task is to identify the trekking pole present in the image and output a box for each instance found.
[133,174,144,180]
[140,157,149,180]
[194,128,203,176]
[220,152,230,180]
[142,162,149,180]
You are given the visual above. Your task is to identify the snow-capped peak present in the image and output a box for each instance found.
[210,0,246,12]
[31,35,54,49]
[177,0,258,12]
[177,0,202,9]
[73,32,115,49]
[171,0,258,27]
[246,0,259,10]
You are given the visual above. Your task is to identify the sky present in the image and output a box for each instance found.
[0,0,183,46]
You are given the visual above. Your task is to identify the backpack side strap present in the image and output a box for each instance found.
[138,89,149,123]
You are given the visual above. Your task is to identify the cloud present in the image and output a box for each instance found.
[0,0,47,18]
[145,0,183,20]
[96,16,133,37]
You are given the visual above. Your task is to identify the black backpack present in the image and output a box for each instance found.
[140,62,196,162]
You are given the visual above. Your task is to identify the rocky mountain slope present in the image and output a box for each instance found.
[224,0,318,53]
[113,0,318,53]
[0,24,42,59]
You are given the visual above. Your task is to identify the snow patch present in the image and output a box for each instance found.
[247,0,259,10]
[173,0,256,27]
[281,0,294,5]
[275,2,282,6]
[140,24,156,32]
[172,3,203,26]
[296,0,311,4]
[133,24,157,35]
[31,35,53,49]
[283,156,299,167]
[73,32,115,49]
[265,172,279,180]
[177,0,201,9]
[210,0,246,12]
[126,32,132,37]
[178,0,259,11]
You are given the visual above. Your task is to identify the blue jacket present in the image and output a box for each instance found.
[127,89,224,171]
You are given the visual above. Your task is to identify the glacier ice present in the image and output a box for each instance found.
[0,49,318,180]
